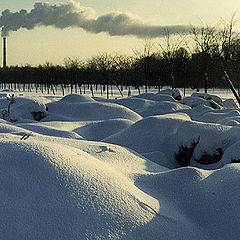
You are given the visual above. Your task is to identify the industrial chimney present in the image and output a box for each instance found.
[3,37,6,68]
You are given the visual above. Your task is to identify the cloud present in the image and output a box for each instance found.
[0,0,191,37]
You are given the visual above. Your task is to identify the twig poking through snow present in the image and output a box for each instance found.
[97,146,115,153]
[20,132,32,141]
[1,94,16,120]
[7,94,16,114]
[139,201,159,215]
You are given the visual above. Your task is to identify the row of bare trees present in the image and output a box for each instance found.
[1,18,240,99]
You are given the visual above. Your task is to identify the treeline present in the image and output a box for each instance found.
[1,20,240,98]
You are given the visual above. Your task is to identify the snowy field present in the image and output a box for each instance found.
[1,87,240,240]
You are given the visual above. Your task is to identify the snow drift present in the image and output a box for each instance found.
[1,90,240,239]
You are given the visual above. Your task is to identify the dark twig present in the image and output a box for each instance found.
[7,94,16,114]
[20,132,32,141]
[139,201,159,215]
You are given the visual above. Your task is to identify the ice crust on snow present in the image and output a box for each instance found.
[1,89,240,239]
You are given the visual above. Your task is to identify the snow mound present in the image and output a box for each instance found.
[134,165,240,240]
[73,118,134,141]
[18,123,83,139]
[104,113,191,156]
[217,116,240,126]
[220,140,240,164]
[142,151,175,169]
[0,120,30,137]
[58,94,95,103]
[191,92,223,104]
[137,101,191,117]
[0,139,160,239]
[10,100,47,122]
[46,100,142,122]
[2,89,240,239]
[134,92,176,102]
[180,96,222,109]
[115,97,157,111]
[0,96,47,122]
[198,109,240,123]
[158,88,184,100]
[176,121,240,168]
[92,96,116,103]
[180,104,213,121]
[222,98,238,108]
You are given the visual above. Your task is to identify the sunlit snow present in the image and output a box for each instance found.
[1,87,240,240]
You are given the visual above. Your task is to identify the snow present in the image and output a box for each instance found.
[135,101,191,117]
[1,88,240,239]
[222,98,238,108]
[133,92,177,102]
[46,100,142,122]
[158,88,184,100]
[104,113,191,159]
[180,96,222,109]
[115,97,157,111]
[73,118,134,141]
[198,109,240,123]
[191,92,223,104]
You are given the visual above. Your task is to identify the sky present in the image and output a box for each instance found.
[0,0,240,66]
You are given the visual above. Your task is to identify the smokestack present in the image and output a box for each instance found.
[3,37,6,68]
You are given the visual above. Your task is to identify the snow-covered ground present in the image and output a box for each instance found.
[1,87,240,240]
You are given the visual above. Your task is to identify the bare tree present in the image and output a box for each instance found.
[214,14,240,105]
[230,38,240,94]
[158,30,185,89]
[112,54,134,97]
[191,23,217,93]
[90,53,115,99]
[64,57,83,94]
[39,62,57,94]
[134,39,155,93]
[174,47,191,95]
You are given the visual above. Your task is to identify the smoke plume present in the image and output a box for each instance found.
[0,0,191,38]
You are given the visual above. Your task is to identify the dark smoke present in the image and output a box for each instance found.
[0,0,191,38]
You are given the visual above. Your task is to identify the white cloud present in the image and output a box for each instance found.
[0,0,191,37]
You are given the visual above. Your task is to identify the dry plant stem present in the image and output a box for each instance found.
[139,201,159,215]
[20,132,32,141]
